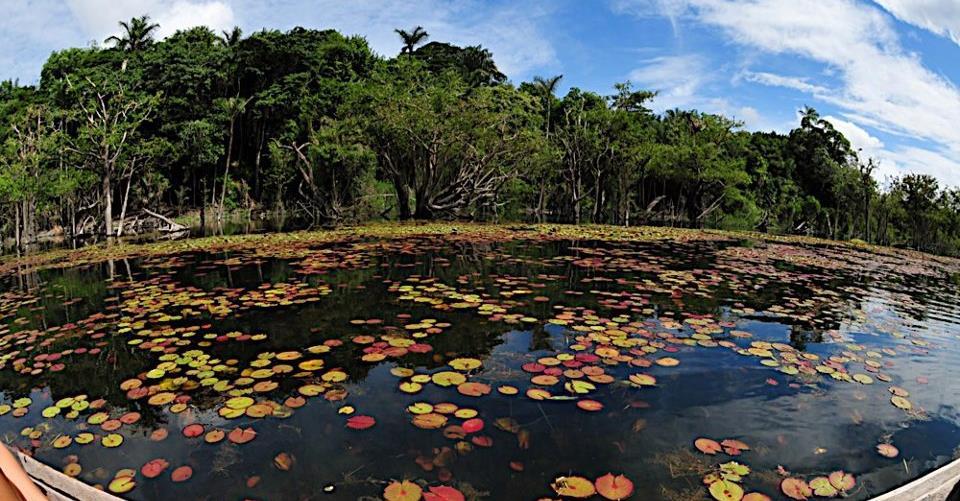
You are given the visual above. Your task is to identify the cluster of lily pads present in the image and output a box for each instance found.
[0,223,953,499]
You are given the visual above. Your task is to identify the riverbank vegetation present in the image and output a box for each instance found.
[3,17,960,255]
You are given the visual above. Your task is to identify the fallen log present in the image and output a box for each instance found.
[142,209,188,232]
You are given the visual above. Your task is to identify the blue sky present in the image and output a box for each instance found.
[3,0,960,186]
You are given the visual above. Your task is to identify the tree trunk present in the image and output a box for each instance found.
[536,177,546,223]
[254,126,265,202]
[14,206,20,249]
[117,173,133,237]
[414,189,431,219]
[394,177,412,220]
[102,167,113,237]
[220,118,235,221]
[199,178,207,236]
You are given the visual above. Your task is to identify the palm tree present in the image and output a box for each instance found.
[460,45,506,86]
[217,96,251,219]
[105,16,160,51]
[395,26,429,54]
[533,75,563,134]
[220,26,243,47]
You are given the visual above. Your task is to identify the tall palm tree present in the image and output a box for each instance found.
[105,15,160,51]
[217,96,251,219]
[220,26,243,47]
[394,26,429,54]
[533,75,563,134]
[460,45,505,86]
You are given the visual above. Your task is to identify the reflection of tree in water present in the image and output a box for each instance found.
[788,324,823,351]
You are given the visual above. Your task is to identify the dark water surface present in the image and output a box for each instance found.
[0,232,958,500]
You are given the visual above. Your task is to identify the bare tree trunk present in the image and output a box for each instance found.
[102,166,113,237]
[537,178,546,223]
[14,206,21,249]
[254,126,265,202]
[220,118,235,221]
[117,172,133,237]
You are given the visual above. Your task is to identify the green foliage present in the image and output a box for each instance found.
[0,18,958,256]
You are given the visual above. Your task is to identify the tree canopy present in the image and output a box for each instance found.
[2,18,959,256]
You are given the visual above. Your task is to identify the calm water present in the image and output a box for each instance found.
[0,231,958,500]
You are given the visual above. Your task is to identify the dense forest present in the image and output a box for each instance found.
[2,17,960,255]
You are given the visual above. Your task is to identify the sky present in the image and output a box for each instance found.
[3,0,960,186]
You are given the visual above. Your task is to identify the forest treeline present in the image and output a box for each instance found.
[3,17,960,255]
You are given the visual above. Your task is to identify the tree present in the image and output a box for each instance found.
[220,26,244,47]
[216,95,251,217]
[105,16,160,52]
[395,26,429,54]
[0,104,58,245]
[891,174,939,251]
[532,75,563,134]
[354,60,540,219]
[272,117,375,222]
[650,110,750,227]
[63,67,157,235]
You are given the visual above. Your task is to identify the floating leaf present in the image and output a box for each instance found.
[171,465,193,482]
[628,374,656,387]
[877,443,899,458]
[709,479,744,501]
[141,458,169,479]
[595,473,634,500]
[204,429,225,444]
[108,475,135,494]
[695,438,723,455]
[423,485,466,501]
[577,399,604,412]
[182,423,204,438]
[828,471,855,492]
[552,475,596,498]
[462,418,484,433]
[449,358,482,371]
[274,452,294,471]
[63,463,81,477]
[890,396,912,410]
[346,415,376,430]
[781,478,812,500]
[412,413,448,430]
[101,433,123,448]
[809,477,837,497]
[227,427,257,444]
[384,480,423,501]
[457,382,491,397]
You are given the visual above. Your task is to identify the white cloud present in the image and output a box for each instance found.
[825,115,885,153]
[874,0,960,45]
[824,115,960,186]
[230,0,558,79]
[0,1,84,83]
[620,0,960,186]
[741,71,830,95]
[65,0,235,42]
[628,54,709,109]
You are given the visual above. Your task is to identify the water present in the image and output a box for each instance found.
[0,229,958,500]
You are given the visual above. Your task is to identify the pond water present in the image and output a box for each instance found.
[0,228,958,501]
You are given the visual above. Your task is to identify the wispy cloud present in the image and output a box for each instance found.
[628,54,709,109]
[619,0,960,184]
[873,0,960,46]
[65,0,236,41]
[231,0,559,79]
[741,71,830,95]
[4,1,558,83]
